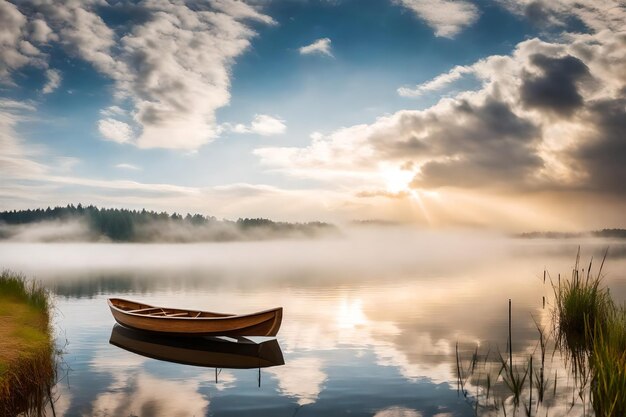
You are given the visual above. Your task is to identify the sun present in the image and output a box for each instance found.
[380,166,414,194]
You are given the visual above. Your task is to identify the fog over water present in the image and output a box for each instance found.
[1,228,625,416]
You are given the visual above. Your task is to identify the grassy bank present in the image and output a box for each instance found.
[0,271,55,416]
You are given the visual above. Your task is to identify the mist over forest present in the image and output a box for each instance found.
[0,205,336,243]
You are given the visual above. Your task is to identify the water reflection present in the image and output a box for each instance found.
[0,234,623,416]
[109,324,285,370]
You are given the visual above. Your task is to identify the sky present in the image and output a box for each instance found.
[0,0,625,230]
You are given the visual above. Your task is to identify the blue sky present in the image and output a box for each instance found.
[1,0,625,229]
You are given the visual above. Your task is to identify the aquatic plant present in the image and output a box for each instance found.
[551,248,612,355]
[550,249,626,417]
[588,305,626,417]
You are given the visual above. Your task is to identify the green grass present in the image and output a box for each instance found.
[552,249,612,354]
[552,250,626,417]
[589,306,626,417]
[0,270,55,416]
[0,270,49,312]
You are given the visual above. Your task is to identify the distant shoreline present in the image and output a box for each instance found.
[514,229,626,239]
[0,204,337,243]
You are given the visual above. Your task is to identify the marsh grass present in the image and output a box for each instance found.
[0,271,49,312]
[0,270,55,416]
[588,306,626,417]
[550,249,626,417]
[551,248,612,355]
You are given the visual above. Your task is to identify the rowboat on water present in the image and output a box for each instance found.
[107,298,283,337]
[109,324,285,369]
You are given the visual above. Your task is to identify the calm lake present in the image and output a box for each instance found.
[1,229,625,416]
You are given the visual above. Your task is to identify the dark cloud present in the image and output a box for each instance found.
[408,99,542,188]
[521,54,590,116]
[523,1,554,26]
[574,95,626,194]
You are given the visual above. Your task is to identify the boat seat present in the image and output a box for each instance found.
[128,307,161,313]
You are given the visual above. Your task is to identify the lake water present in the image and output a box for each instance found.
[1,229,625,417]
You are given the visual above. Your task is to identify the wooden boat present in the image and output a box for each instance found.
[107,298,282,337]
[109,324,284,369]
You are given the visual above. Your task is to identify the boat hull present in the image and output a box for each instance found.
[108,298,282,337]
[109,324,284,369]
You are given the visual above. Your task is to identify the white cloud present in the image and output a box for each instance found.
[8,1,275,150]
[299,38,333,57]
[398,64,474,97]
[251,114,287,136]
[498,0,625,33]
[33,0,119,76]
[374,407,422,417]
[267,357,327,405]
[99,105,125,117]
[0,99,48,179]
[97,118,133,144]
[394,0,480,38]
[111,1,275,149]
[0,1,44,83]
[29,19,56,43]
[41,68,61,94]
[224,114,287,136]
[114,163,141,171]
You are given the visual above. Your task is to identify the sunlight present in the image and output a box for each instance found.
[408,189,433,225]
[380,166,414,193]
[337,299,368,329]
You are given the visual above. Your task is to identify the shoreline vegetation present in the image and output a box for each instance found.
[552,250,626,416]
[455,250,625,417]
[0,204,336,243]
[516,230,626,239]
[1,204,625,244]
[0,271,55,416]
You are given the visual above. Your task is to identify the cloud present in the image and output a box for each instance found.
[250,114,287,136]
[29,18,56,43]
[267,357,327,405]
[520,54,590,116]
[299,38,333,57]
[100,105,125,118]
[224,114,287,136]
[0,2,45,83]
[374,407,422,417]
[572,96,626,194]
[0,99,48,179]
[498,0,625,33]
[8,0,275,150]
[114,163,141,171]
[41,68,61,94]
[28,0,119,76]
[398,65,474,97]
[255,13,626,223]
[98,118,133,144]
[394,0,479,38]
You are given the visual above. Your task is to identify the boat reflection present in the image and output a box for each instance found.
[109,324,285,370]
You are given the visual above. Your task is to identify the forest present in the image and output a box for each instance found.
[0,204,335,242]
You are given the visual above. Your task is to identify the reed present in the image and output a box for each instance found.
[551,248,612,355]
[551,249,626,417]
[588,305,626,417]
[0,270,55,416]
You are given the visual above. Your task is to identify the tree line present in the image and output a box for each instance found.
[0,204,334,242]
